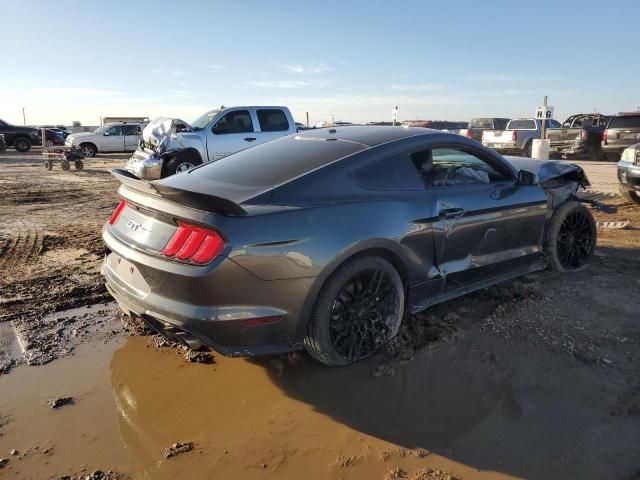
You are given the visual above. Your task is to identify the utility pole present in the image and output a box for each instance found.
[22,107,26,126]
[306,111,309,127]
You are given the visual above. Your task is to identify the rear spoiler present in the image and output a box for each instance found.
[111,168,247,216]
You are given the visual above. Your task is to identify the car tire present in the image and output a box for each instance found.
[80,143,97,158]
[61,161,70,171]
[523,141,532,158]
[544,201,596,272]
[43,159,53,171]
[14,137,31,152]
[74,160,84,170]
[304,255,405,366]
[619,184,640,204]
[164,155,202,177]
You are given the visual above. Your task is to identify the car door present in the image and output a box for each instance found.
[419,144,547,291]
[255,108,292,145]
[205,109,256,161]
[101,125,125,152]
[123,124,141,151]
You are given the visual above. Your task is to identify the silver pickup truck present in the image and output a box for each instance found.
[482,118,561,157]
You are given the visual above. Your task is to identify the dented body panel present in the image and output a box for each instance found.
[103,127,596,357]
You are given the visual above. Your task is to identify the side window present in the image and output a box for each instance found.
[414,148,509,187]
[106,125,123,136]
[122,125,140,135]
[257,109,289,132]
[212,110,253,134]
[545,120,561,128]
[354,153,423,190]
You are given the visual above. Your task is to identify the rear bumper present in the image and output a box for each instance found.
[102,228,314,356]
[483,141,520,153]
[617,161,640,191]
[549,141,589,154]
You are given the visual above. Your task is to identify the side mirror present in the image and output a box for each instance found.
[517,170,537,186]
[104,132,110,136]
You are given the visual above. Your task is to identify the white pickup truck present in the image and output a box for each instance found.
[125,106,297,179]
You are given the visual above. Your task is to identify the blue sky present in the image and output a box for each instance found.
[1,0,638,125]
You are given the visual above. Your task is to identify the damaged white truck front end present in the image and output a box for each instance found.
[124,117,204,180]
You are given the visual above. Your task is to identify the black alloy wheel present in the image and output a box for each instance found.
[329,267,401,362]
[555,210,596,269]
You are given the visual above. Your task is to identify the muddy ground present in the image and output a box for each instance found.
[0,149,639,479]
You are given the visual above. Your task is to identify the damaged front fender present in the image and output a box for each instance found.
[505,157,591,209]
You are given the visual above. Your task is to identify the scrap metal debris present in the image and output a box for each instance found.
[48,396,74,409]
[164,441,194,459]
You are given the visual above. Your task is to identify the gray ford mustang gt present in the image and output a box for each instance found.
[102,126,598,366]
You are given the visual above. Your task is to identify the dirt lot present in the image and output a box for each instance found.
[0,149,639,479]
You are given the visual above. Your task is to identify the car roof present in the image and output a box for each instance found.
[294,125,439,147]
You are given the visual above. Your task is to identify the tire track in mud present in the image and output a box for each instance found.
[0,228,44,268]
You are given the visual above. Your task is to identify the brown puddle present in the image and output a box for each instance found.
[0,329,521,479]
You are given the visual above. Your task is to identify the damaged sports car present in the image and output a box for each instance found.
[103,126,601,366]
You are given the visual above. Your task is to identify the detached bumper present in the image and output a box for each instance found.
[125,149,163,180]
[618,160,640,191]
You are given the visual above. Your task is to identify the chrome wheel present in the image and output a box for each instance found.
[81,145,95,158]
[176,161,194,173]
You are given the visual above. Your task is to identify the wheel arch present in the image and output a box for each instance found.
[79,141,98,152]
[161,148,203,176]
[295,239,413,340]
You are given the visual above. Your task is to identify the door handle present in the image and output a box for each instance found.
[439,208,465,220]
[244,137,257,142]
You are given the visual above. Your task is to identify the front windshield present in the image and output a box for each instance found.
[191,110,221,130]
[92,125,108,134]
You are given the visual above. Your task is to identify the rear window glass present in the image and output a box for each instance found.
[545,120,561,128]
[609,115,640,129]
[469,118,493,129]
[354,153,423,190]
[189,136,366,187]
[507,119,536,130]
[257,109,290,132]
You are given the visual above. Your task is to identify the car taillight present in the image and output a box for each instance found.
[466,129,473,138]
[162,222,224,264]
[602,129,608,145]
[512,131,518,142]
[581,129,588,141]
[108,200,127,225]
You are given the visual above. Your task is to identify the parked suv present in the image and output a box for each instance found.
[65,122,146,157]
[0,118,41,152]
[482,118,561,157]
[125,106,297,179]
[601,113,640,161]
[617,142,640,204]
[462,117,510,142]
